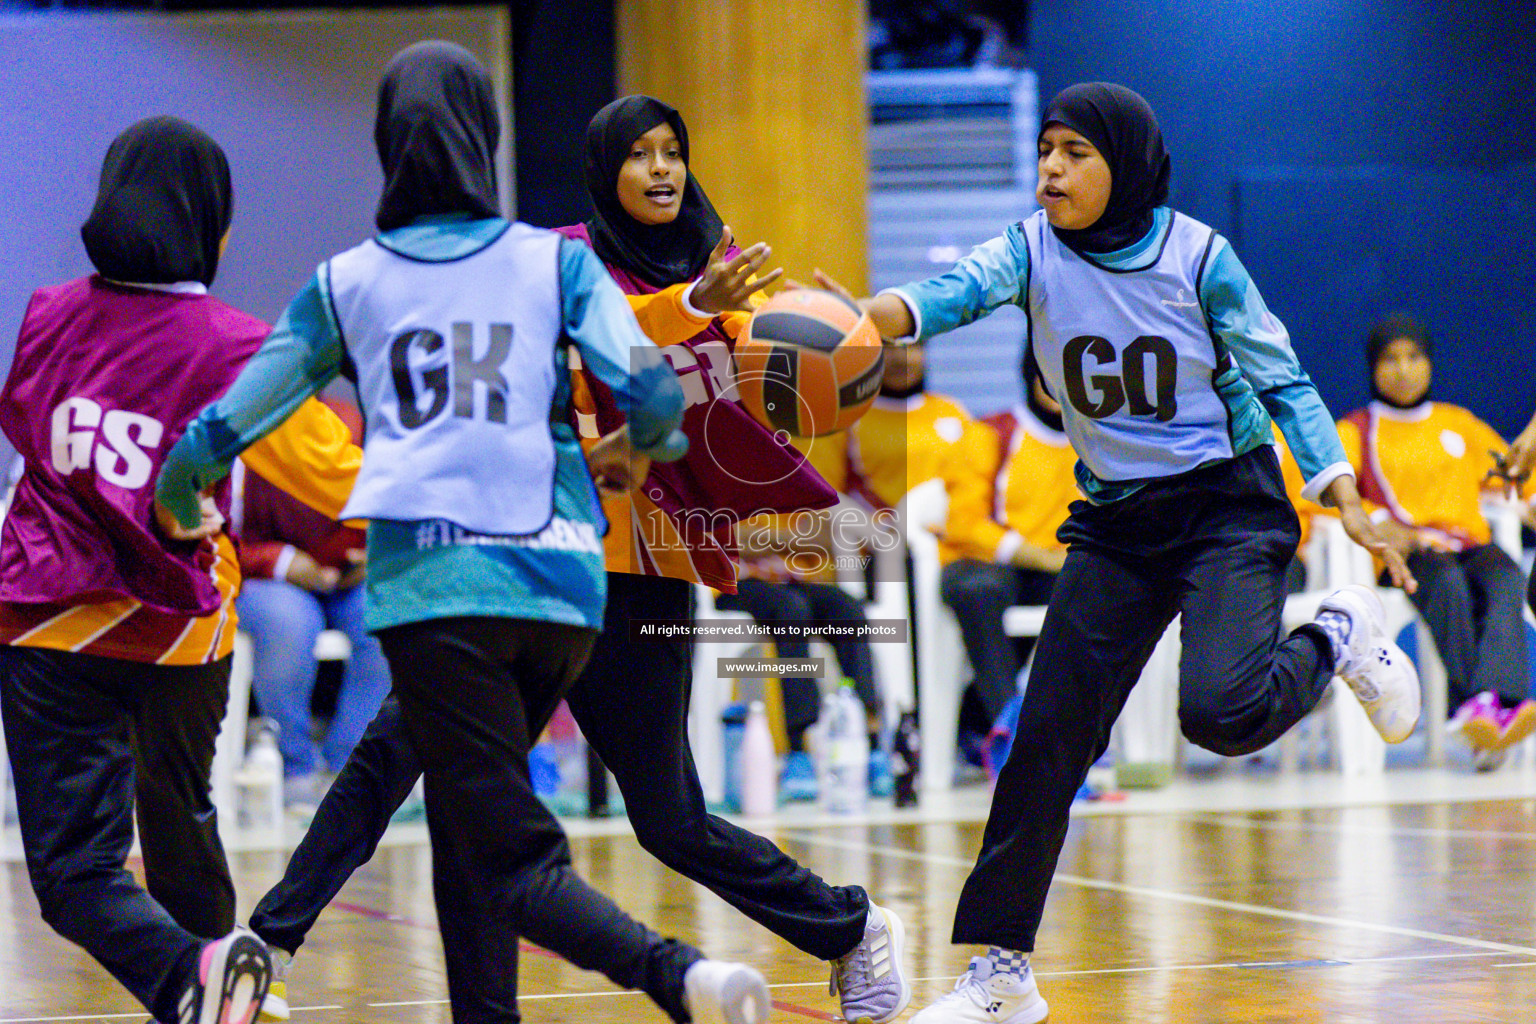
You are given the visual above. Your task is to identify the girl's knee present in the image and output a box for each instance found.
[1179,706,1258,757]
[632,814,708,867]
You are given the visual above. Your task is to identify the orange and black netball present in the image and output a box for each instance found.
[736,289,884,438]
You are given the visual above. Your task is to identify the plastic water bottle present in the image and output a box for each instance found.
[528,743,562,797]
[237,720,283,831]
[823,680,868,814]
[739,701,777,817]
[721,702,749,812]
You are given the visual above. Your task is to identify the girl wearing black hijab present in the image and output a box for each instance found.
[160,42,772,1024]
[234,88,910,1024]
[836,82,1421,1023]
[558,94,912,1024]
[1,115,375,1024]
[1339,317,1535,765]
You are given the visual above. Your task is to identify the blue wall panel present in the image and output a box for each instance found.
[1235,164,1536,432]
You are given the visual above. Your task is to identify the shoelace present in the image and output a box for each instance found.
[830,940,870,997]
[902,967,991,1011]
[952,970,993,1010]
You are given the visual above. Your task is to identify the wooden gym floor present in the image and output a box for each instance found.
[5,770,1536,1023]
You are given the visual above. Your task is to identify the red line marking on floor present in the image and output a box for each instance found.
[772,999,839,1021]
[332,901,558,959]
[333,901,428,929]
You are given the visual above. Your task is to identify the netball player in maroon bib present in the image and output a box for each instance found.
[0,116,360,1024]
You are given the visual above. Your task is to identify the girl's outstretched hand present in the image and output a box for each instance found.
[786,269,918,340]
[787,268,859,305]
[691,226,783,314]
[286,550,342,593]
[1324,475,1417,594]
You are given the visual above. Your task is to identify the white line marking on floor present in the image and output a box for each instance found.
[1187,812,1536,843]
[14,951,1521,1022]
[782,830,1536,957]
[1032,950,1518,978]
[0,1008,348,1024]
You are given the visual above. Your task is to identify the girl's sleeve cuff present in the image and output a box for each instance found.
[270,544,299,583]
[1301,461,1355,505]
[876,287,922,343]
[680,281,714,322]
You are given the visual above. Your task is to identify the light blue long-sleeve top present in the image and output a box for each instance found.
[887,207,1353,505]
[157,216,685,631]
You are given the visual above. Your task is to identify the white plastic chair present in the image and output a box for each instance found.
[212,627,352,841]
[899,480,970,793]
[212,632,257,838]
[834,498,916,730]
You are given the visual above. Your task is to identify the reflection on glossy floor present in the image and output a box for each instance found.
[7,774,1536,1023]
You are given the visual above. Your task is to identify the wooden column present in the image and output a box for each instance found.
[617,0,869,293]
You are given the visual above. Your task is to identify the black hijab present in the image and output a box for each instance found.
[584,95,725,287]
[1039,82,1171,256]
[1367,315,1433,408]
[375,41,500,232]
[80,116,232,287]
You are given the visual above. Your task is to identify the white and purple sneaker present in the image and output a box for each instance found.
[1497,699,1536,751]
[831,903,911,1023]
[1316,585,1420,743]
[257,945,291,1022]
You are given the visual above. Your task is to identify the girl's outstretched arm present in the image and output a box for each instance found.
[800,224,1029,343]
[796,270,914,339]
[157,272,345,529]
[1324,474,1417,594]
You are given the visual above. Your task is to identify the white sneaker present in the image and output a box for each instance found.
[911,956,1048,1024]
[257,947,290,1021]
[831,903,911,1023]
[1317,585,1420,743]
[683,960,771,1024]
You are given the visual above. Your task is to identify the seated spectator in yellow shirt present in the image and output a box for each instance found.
[845,342,997,524]
[939,353,1075,749]
[1338,316,1535,765]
